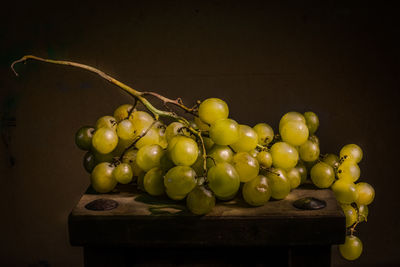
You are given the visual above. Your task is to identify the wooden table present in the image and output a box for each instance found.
[69,184,345,267]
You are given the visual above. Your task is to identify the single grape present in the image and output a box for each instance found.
[280,120,309,147]
[256,151,273,168]
[339,235,363,261]
[90,162,117,193]
[232,152,259,182]
[279,111,306,132]
[242,175,272,206]
[207,162,240,200]
[194,116,210,131]
[249,149,259,158]
[310,162,335,188]
[186,186,216,215]
[270,142,299,170]
[83,152,96,173]
[143,167,165,196]
[355,182,375,205]
[253,123,274,145]
[206,145,233,168]
[160,153,175,173]
[295,161,308,184]
[113,163,133,184]
[121,149,143,176]
[322,153,340,169]
[287,168,301,189]
[308,134,320,146]
[299,140,320,162]
[116,119,136,141]
[136,144,164,172]
[165,122,191,142]
[209,118,240,146]
[95,115,117,130]
[266,168,291,200]
[135,128,160,149]
[198,98,229,125]
[230,125,259,152]
[75,126,94,150]
[113,104,134,122]
[340,144,363,163]
[341,204,357,227]
[129,110,154,130]
[337,161,360,182]
[164,166,197,200]
[357,204,369,222]
[167,136,199,166]
[303,111,319,134]
[331,179,358,204]
[92,128,119,154]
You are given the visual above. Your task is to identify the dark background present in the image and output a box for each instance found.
[1,1,399,266]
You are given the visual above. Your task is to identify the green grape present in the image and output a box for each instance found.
[135,128,160,149]
[331,179,358,204]
[194,116,210,131]
[232,152,259,182]
[164,166,197,200]
[270,142,299,170]
[280,120,309,147]
[357,204,369,222]
[113,163,133,184]
[92,128,119,154]
[129,110,154,135]
[295,161,308,184]
[310,162,335,188]
[191,150,205,177]
[165,122,191,142]
[266,168,290,200]
[230,125,259,152]
[304,160,318,172]
[136,144,164,172]
[90,162,117,193]
[121,149,143,176]
[160,153,175,173]
[167,136,199,166]
[322,153,340,169]
[340,144,363,163]
[95,115,117,130]
[209,118,240,146]
[83,152,96,173]
[203,137,215,152]
[299,140,320,162]
[75,126,94,150]
[242,175,272,206]
[337,161,360,182]
[249,149,259,158]
[93,150,114,163]
[308,134,320,146]
[186,186,216,215]
[113,104,134,122]
[207,162,240,199]
[341,204,357,227]
[143,167,165,196]
[206,145,233,168]
[253,123,274,145]
[287,168,301,189]
[198,98,229,125]
[339,235,363,261]
[355,182,375,205]
[116,119,136,141]
[303,111,319,134]
[256,151,273,168]
[279,111,306,132]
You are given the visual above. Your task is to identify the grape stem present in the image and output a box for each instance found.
[142,91,199,116]
[11,55,208,174]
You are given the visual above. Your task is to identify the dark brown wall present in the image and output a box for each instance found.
[1,1,399,266]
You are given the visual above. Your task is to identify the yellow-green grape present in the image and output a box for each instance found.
[209,118,240,146]
[129,110,154,134]
[287,168,301,189]
[186,186,216,215]
[308,134,320,146]
[337,161,360,182]
[279,111,306,132]
[95,115,117,130]
[266,168,290,200]
[90,162,117,193]
[165,122,191,142]
[340,144,363,163]
[206,145,233,168]
[136,144,164,172]
[357,204,369,222]
[167,136,199,166]
[280,120,309,147]
[249,149,259,158]
[207,162,240,200]
[160,153,175,173]
[303,111,319,134]
[256,151,273,168]
[135,128,160,149]
[113,104,134,122]
[113,163,133,184]
[121,149,143,176]
[339,235,363,261]
[355,182,375,205]
[331,179,358,204]
[203,137,215,152]
[299,140,320,162]
[270,142,299,170]
[242,175,272,206]
[322,153,340,169]
[341,204,357,227]
[116,119,136,141]
[75,126,94,151]
[310,162,335,188]
[253,123,274,145]
[194,116,210,131]
[164,166,197,200]
[296,161,308,184]
[198,98,229,125]
[230,125,258,152]
[143,167,165,196]
[232,152,259,182]
[92,128,119,154]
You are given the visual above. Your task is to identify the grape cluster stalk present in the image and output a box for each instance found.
[11,55,375,261]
